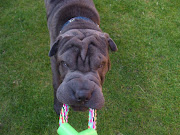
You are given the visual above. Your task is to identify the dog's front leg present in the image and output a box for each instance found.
[50,57,63,115]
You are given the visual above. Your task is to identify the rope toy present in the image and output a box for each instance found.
[57,104,97,135]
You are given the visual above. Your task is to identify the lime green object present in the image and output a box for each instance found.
[57,123,97,135]
[79,128,97,135]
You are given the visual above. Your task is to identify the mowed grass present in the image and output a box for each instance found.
[0,0,179,135]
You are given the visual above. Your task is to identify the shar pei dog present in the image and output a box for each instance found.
[45,0,118,114]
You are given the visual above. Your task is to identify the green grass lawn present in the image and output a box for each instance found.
[0,0,179,134]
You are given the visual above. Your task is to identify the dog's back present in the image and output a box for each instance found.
[45,0,100,42]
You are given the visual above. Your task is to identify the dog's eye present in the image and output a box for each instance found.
[61,61,68,68]
[98,63,105,69]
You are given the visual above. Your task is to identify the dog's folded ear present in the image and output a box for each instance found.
[49,35,74,57]
[100,33,118,52]
[49,39,60,57]
[108,38,118,52]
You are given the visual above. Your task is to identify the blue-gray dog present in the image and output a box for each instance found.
[45,0,118,114]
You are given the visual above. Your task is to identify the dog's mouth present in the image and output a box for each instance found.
[71,105,89,111]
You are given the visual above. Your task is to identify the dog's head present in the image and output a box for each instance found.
[49,29,117,111]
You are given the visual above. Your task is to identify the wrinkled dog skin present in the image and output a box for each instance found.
[45,0,118,114]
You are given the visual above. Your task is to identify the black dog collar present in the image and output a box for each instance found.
[60,16,99,32]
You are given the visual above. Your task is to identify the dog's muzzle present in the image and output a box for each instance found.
[56,71,104,111]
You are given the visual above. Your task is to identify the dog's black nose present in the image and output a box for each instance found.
[75,90,92,102]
